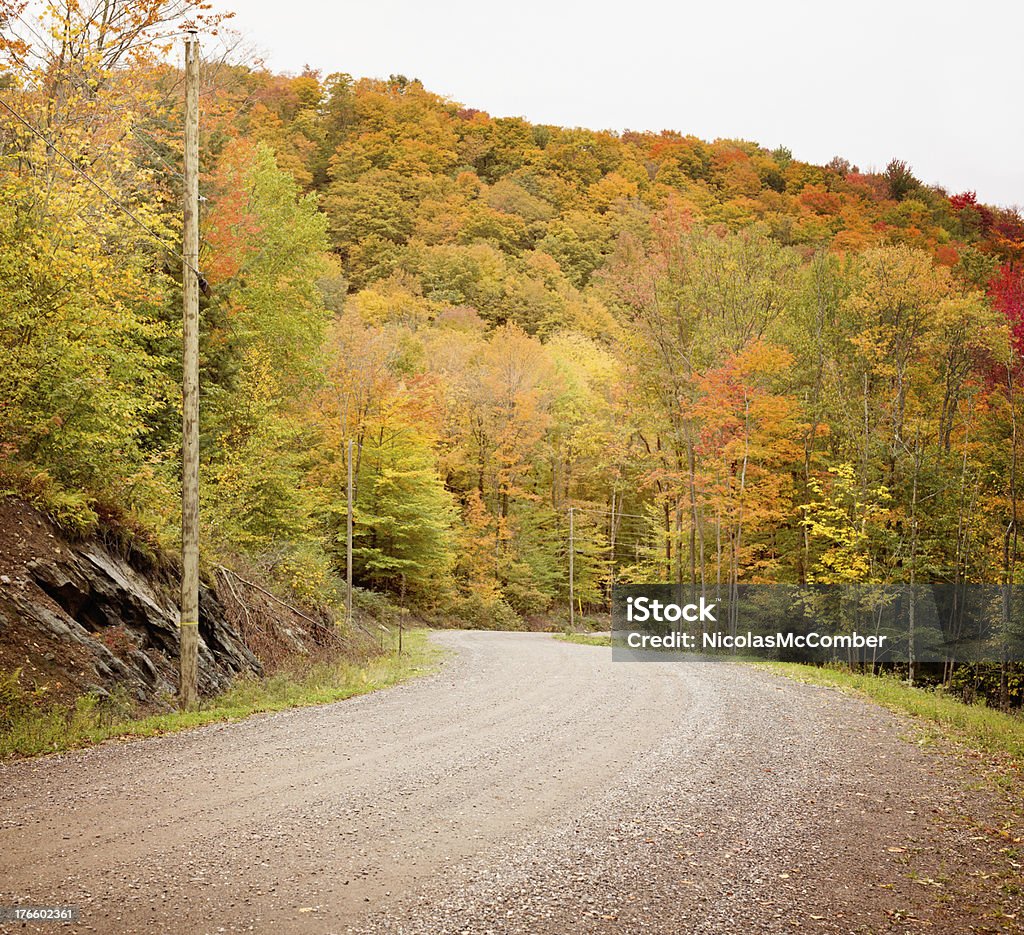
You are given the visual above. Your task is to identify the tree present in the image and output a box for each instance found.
[884,159,919,201]
[351,388,456,601]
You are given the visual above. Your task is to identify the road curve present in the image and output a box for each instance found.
[0,631,1015,934]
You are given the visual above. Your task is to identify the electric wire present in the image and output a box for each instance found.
[0,95,202,279]
[11,10,194,189]
[3,11,207,279]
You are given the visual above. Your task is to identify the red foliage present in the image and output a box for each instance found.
[711,144,750,168]
[949,190,994,232]
[992,209,1024,247]
[799,184,840,216]
[202,141,265,284]
[845,172,889,202]
[648,133,706,165]
[949,190,978,211]
[989,263,1024,354]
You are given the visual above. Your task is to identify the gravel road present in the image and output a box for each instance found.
[0,631,1018,934]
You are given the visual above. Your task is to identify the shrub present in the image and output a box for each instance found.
[441,591,522,630]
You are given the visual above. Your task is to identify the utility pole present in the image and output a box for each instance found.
[179,30,200,709]
[568,506,575,630]
[347,438,354,624]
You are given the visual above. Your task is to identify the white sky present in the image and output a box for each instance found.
[227,0,1023,209]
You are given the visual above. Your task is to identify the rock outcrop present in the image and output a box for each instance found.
[0,498,261,705]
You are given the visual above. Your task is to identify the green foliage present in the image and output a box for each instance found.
[351,420,457,600]
[1,470,99,538]
[203,141,333,394]
[439,592,522,630]
[203,349,316,550]
[555,632,612,646]
[0,178,177,524]
[883,159,920,201]
[948,664,1024,709]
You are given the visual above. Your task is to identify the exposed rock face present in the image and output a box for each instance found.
[0,499,261,705]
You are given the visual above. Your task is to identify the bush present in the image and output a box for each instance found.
[440,591,522,630]
[0,671,137,758]
[502,581,550,616]
[352,586,403,623]
[1,468,98,538]
[276,543,335,604]
[948,663,1024,708]
[0,669,38,734]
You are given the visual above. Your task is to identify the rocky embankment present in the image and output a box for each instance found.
[0,498,326,706]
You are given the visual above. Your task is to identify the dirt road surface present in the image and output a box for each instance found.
[0,631,1019,934]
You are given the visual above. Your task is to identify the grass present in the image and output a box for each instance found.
[553,632,612,647]
[0,629,443,760]
[761,662,1024,764]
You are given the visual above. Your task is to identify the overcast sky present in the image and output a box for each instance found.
[227,0,1022,209]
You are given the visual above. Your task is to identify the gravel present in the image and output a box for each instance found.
[0,631,1018,934]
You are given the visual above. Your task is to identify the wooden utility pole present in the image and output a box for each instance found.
[346,438,354,624]
[179,30,200,709]
[568,506,575,629]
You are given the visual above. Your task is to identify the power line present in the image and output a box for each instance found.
[129,123,187,183]
[0,95,202,279]
[11,10,198,189]
[11,10,180,65]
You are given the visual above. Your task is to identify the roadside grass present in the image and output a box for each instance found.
[761,662,1024,765]
[554,633,612,647]
[0,629,442,760]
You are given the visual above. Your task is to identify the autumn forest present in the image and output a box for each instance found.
[3,2,1024,645]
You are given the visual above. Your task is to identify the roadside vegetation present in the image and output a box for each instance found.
[0,630,442,760]
[555,633,612,647]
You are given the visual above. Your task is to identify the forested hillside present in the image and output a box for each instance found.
[2,1,1023,630]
